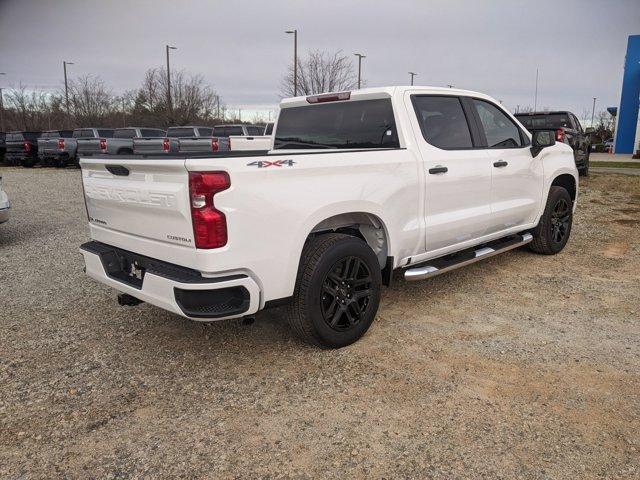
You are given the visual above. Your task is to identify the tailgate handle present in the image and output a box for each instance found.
[106,165,130,176]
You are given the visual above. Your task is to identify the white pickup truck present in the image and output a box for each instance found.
[79,86,577,348]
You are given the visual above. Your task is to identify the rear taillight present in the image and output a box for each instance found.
[99,138,107,152]
[58,138,65,150]
[211,138,219,152]
[162,138,170,152]
[189,172,230,249]
[555,129,565,142]
[23,141,31,152]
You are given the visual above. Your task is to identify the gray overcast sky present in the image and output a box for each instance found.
[1,0,638,117]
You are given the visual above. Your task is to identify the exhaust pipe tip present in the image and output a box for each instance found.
[117,293,143,307]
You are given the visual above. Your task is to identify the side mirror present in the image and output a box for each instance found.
[585,127,595,134]
[530,130,556,157]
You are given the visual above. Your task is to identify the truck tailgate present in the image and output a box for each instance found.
[81,158,195,248]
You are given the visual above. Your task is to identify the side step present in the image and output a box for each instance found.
[404,233,533,281]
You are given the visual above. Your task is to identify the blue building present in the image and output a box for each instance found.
[615,35,640,154]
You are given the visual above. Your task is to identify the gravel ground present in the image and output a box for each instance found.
[1,167,639,479]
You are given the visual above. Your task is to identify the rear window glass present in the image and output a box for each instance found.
[197,127,213,137]
[74,129,95,138]
[226,126,244,136]
[97,129,114,138]
[246,126,263,136]
[40,131,56,139]
[140,129,165,137]
[167,127,196,138]
[114,129,137,138]
[275,98,399,150]
[515,114,572,130]
[212,127,226,137]
[7,133,25,141]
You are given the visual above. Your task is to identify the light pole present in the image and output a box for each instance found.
[166,45,177,118]
[0,72,5,132]
[534,68,539,111]
[285,29,298,96]
[591,97,597,128]
[408,72,417,86]
[63,61,74,116]
[354,53,365,89]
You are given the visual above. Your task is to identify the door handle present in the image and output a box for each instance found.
[428,165,448,174]
[493,161,508,168]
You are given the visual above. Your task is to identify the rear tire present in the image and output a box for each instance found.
[529,186,573,255]
[285,233,382,348]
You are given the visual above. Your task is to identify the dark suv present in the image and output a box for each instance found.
[515,111,592,176]
[5,131,42,167]
[0,132,6,163]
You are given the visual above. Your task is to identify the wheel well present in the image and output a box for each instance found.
[309,212,389,269]
[551,174,576,202]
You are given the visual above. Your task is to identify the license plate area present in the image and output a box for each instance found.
[101,249,146,289]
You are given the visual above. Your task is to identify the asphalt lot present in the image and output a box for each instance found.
[1,167,639,479]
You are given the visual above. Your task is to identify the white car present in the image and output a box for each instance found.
[0,175,10,224]
[79,86,577,348]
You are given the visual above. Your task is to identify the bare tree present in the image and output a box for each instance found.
[3,83,58,131]
[280,50,358,97]
[67,74,117,126]
[135,68,218,126]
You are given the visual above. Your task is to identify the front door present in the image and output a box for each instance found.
[469,98,544,232]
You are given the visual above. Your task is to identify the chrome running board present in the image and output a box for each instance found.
[404,233,533,281]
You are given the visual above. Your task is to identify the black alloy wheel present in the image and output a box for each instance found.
[320,256,373,331]
[550,198,570,245]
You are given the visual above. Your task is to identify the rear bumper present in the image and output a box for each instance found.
[80,241,261,321]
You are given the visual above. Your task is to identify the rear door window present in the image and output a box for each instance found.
[275,98,399,150]
[472,99,523,148]
[411,96,473,149]
[114,129,137,138]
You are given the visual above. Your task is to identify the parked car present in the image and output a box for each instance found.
[79,86,577,348]
[37,130,74,167]
[0,173,10,224]
[5,131,41,167]
[79,127,165,156]
[76,128,115,158]
[0,132,6,164]
[133,126,213,154]
[213,124,272,151]
[515,111,592,176]
[603,138,614,152]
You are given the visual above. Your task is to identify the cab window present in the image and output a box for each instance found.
[473,99,523,148]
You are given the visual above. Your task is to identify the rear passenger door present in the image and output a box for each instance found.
[408,94,493,253]
[468,98,543,232]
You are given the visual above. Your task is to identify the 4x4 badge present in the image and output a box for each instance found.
[247,160,296,168]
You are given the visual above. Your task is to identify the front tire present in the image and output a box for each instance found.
[529,186,573,255]
[285,233,382,348]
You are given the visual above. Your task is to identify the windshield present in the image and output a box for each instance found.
[274,98,399,150]
[516,114,572,130]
